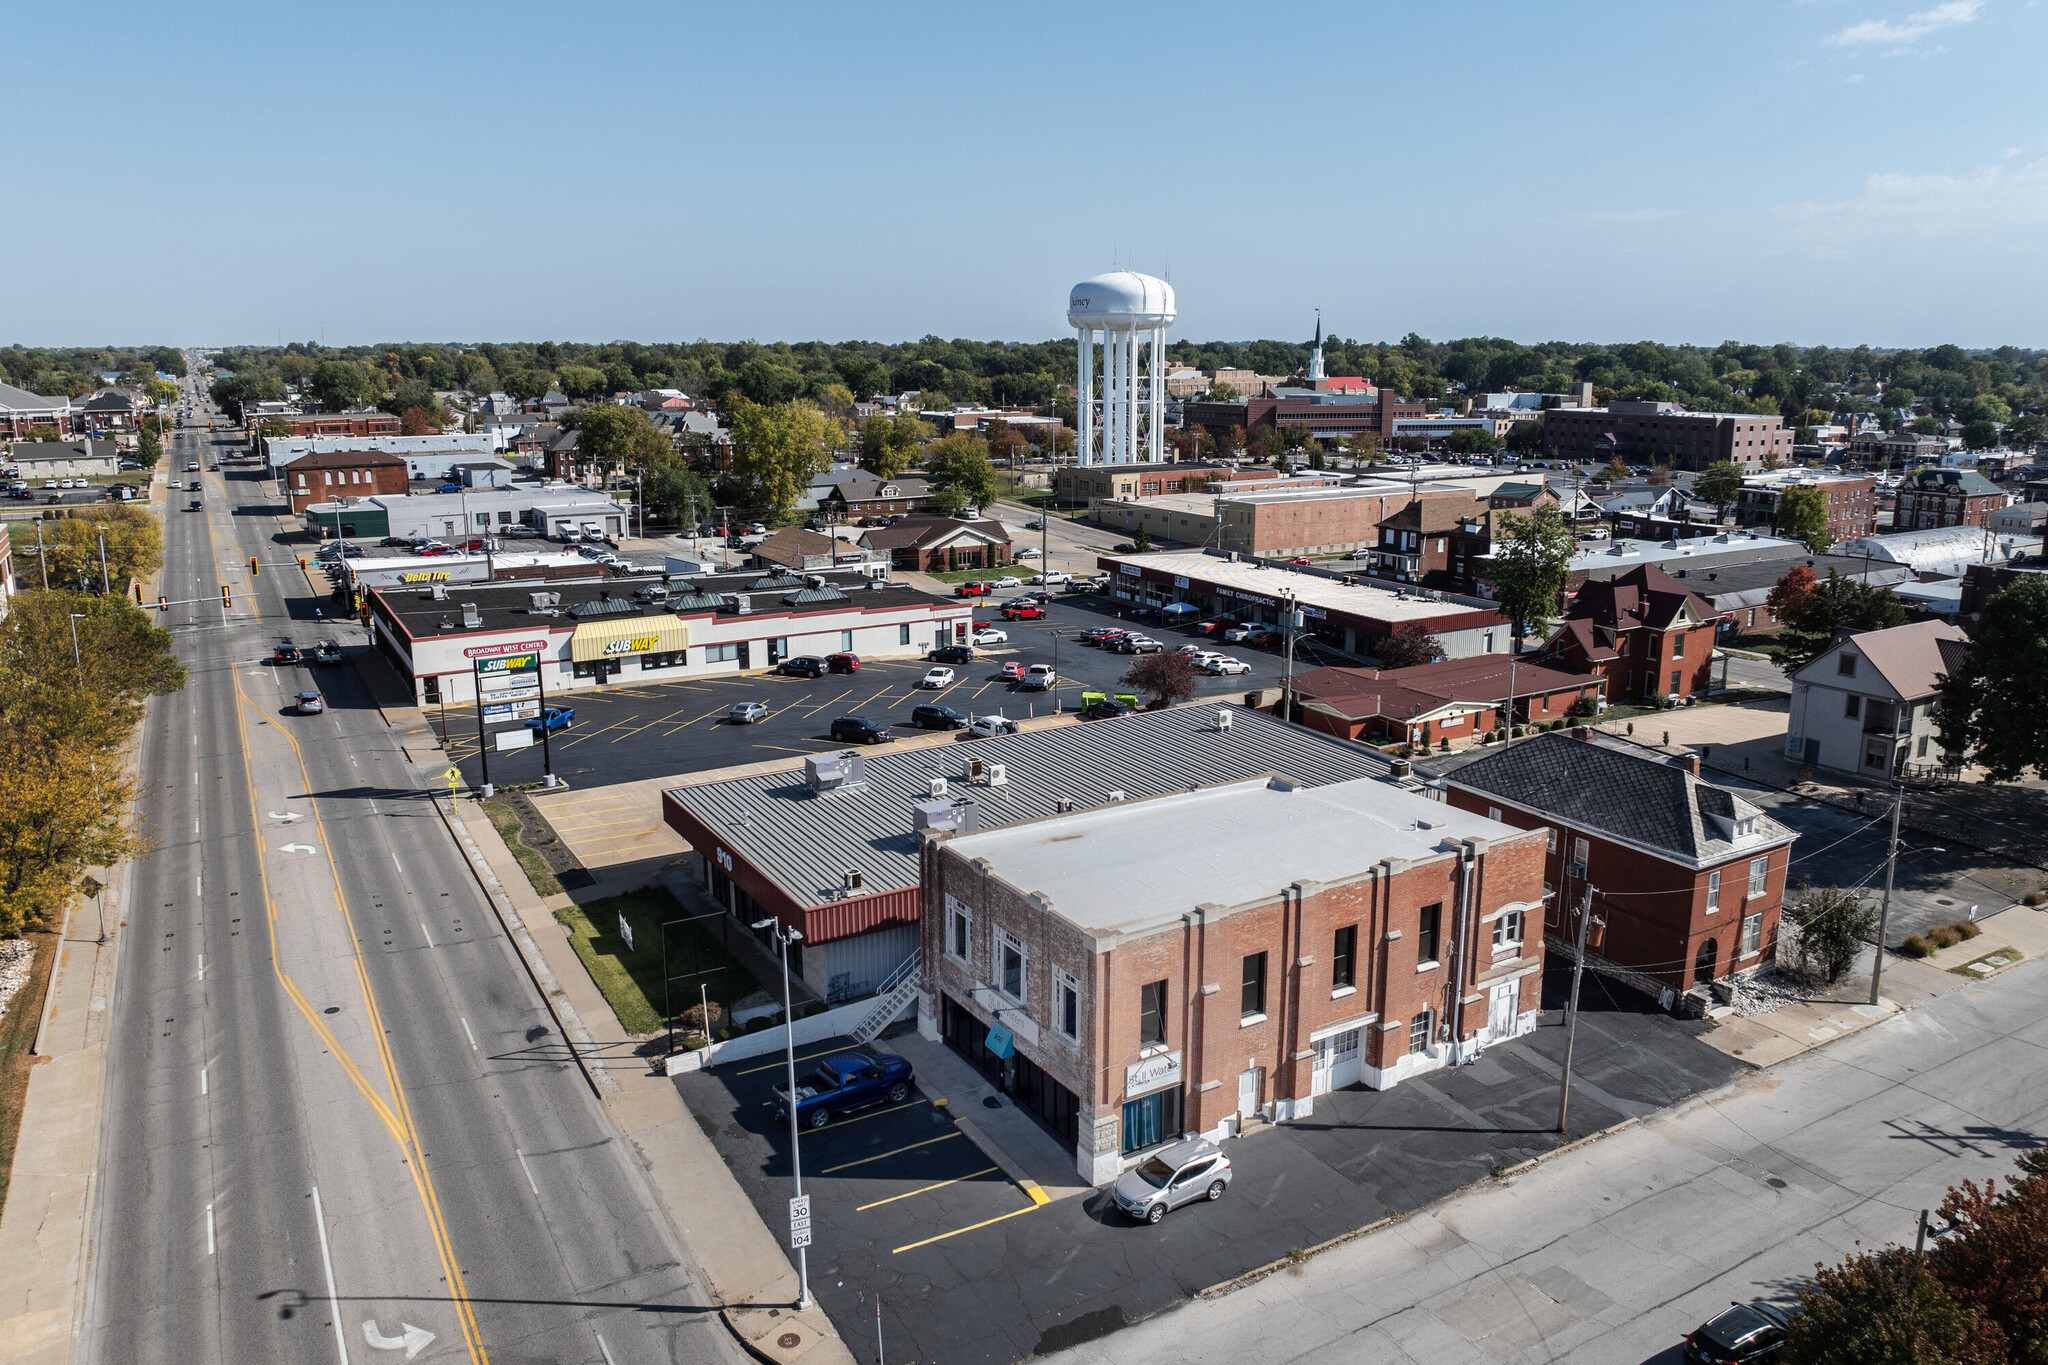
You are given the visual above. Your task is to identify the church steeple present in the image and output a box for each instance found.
[1307,309,1326,382]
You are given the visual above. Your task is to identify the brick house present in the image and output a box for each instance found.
[922,773,1548,1181]
[858,514,1011,573]
[74,388,141,434]
[285,450,410,515]
[818,474,932,522]
[1541,563,1723,703]
[1438,729,1796,997]
[1372,495,1475,585]
[1292,657,1606,745]
[1892,468,2009,531]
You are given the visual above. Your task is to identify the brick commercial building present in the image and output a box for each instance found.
[1541,563,1723,703]
[0,381,75,438]
[1733,471,1877,544]
[1182,390,1428,446]
[1892,468,2009,531]
[271,410,403,439]
[922,770,1548,1180]
[818,474,933,522]
[1054,463,1261,504]
[284,449,410,514]
[1542,403,1793,471]
[1090,482,1445,558]
[1437,729,1795,999]
[858,513,1012,573]
[1292,656,1606,745]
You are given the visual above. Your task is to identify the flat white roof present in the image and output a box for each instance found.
[945,775,1520,941]
[1109,549,1491,623]
[1568,531,1797,572]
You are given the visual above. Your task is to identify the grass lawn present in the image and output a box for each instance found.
[555,888,759,1037]
[921,565,1036,585]
[480,796,564,899]
[1722,633,1799,662]
[0,934,55,1220]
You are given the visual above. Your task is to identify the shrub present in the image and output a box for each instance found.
[1567,694,1599,719]
[1900,935,1932,958]
[1482,731,1497,745]
[2025,891,2046,907]
[1951,920,1982,940]
[1438,737,1450,751]
[799,1001,829,1019]
[1929,926,1962,949]
[1782,883,1880,984]
[679,1000,726,1033]
[745,1014,773,1033]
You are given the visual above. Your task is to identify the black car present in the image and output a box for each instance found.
[1079,699,1134,720]
[910,704,967,730]
[829,716,890,745]
[273,641,302,665]
[777,656,827,678]
[379,536,412,548]
[927,645,975,665]
[1683,1301,1790,1365]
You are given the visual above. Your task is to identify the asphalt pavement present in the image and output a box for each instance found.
[83,404,735,1365]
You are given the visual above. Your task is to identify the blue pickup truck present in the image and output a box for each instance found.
[526,706,574,734]
[772,1050,913,1129]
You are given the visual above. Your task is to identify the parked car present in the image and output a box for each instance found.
[1116,636,1163,655]
[1032,571,1071,586]
[777,656,828,678]
[527,706,574,734]
[1682,1301,1791,1365]
[295,691,325,715]
[1203,656,1252,676]
[1024,517,1044,529]
[990,576,1022,588]
[1222,625,1256,642]
[1000,603,1045,621]
[1243,627,1280,647]
[1111,1139,1232,1223]
[966,714,1017,738]
[1288,556,1312,567]
[1015,546,1041,558]
[1019,664,1056,690]
[1079,699,1134,721]
[1112,542,1136,553]
[273,641,302,665]
[928,645,975,665]
[910,704,967,730]
[1342,549,1373,561]
[826,652,861,674]
[313,639,343,663]
[999,661,1027,681]
[379,536,412,547]
[727,702,769,724]
[954,582,990,597]
[970,628,1008,645]
[1076,627,1121,645]
[829,716,890,744]
[919,667,957,689]
[771,1050,913,1130]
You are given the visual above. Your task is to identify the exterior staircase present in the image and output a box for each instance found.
[849,948,921,1045]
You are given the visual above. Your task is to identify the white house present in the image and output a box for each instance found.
[1784,620,1968,777]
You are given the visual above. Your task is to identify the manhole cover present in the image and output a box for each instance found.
[777,1333,802,1349]
[1767,1177,1788,1188]
[1935,898,1956,906]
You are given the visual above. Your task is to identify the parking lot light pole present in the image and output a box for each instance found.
[753,916,812,1311]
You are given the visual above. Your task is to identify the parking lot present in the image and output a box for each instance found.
[676,964,1748,1365]
[444,594,1336,789]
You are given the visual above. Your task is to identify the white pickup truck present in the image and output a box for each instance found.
[1032,570,1071,586]
[1019,664,1056,691]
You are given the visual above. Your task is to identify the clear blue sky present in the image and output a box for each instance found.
[7,0,2043,349]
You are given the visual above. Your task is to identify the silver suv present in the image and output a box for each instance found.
[1111,1138,1232,1224]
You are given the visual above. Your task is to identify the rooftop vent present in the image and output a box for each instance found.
[1389,758,1413,779]
[1055,796,1077,813]
[460,602,482,628]
[731,593,752,615]
[430,583,449,600]
[803,749,867,795]
[1105,790,1127,803]
[527,590,561,614]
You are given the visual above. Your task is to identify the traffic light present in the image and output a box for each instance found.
[297,556,307,571]
[221,586,231,609]
[132,582,143,606]
[157,595,168,613]
[248,556,258,577]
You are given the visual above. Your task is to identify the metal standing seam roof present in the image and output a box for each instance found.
[664,705,1397,909]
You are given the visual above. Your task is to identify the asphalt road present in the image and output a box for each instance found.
[84,395,734,1365]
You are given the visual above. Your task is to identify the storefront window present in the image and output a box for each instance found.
[1121,1086,1182,1155]
[703,643,739,663]
[639,650,685,671]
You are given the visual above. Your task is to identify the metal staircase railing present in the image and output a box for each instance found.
[850,947,921,1044]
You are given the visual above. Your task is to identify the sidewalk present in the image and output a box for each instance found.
[440,793,855,1365]
[870,1030,1090,1204]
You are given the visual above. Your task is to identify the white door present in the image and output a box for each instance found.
[1309,1040,1334,1097]
[1488,981,1519,1039]
[1329,1029,1362,1090]
[1237,1067,1262,1119]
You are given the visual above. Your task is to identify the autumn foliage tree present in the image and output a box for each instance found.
[1120,652,1198,708]
[1375,622,1445,669]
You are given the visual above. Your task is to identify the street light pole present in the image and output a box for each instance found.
[68,612,85,680]
[95,526,110,595]
[752,917,812,1311]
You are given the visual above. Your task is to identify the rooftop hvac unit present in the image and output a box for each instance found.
[966,757,985,782]
[1055,796,1077,813]
[1106,790,1127,803]
[927,776,949,798]
[732,593,752,615]
[527,590,560,613]
[1216,708,1233,733]
[986,763,1008,787]
[460,603,482,628]
[803,749,868,795]
[430,583,449,600]
[842,869,864,894]
[911,796,980,834]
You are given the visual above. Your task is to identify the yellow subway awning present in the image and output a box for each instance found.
[569,615,690,662]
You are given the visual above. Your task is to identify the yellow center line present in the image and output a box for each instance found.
[891,1200,1041,1254]
[857,1166,1000,1212]
[817,1131,963,1175]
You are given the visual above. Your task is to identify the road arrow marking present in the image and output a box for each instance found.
[268,810,303,823]
[362,1319,436,1359]
[277,842,317,855]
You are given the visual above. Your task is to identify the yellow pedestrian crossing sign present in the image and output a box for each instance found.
[443,766,462,799]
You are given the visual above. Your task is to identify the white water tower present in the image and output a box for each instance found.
[1067,271,1175,465]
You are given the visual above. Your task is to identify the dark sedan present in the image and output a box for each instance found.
[910,704,967,730]
[829,716,890,745]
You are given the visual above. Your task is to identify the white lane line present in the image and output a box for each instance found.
[194,819,199,834]
[206,1203,215,1256]
[514,1148,539,1196]
[200,1067,208,1095]
[392,853,402,873]
[196,875,202,898]
[193,770,198,785]
[598,1333,619,1365]
[197,953,204,982]
[310,1186,351,1365]
[460,1017,478,1052]
[419,921,435,949]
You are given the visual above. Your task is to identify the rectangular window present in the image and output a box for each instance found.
[840,630,854,651]
[703,643,739,663]
[1749,856,1769,899]
[1488,806,1502,823]
[1491,908,1524,950]
[1055,971,1080,1041]
[997,931,1024,1002]
[1240,952,1267,1018]
[1546,827,1558,853]
[1671,632,1684,659]
[1332,926,1357,990]
[1120,1085,1182,1155]
[899,624,911,646]
[1707,869,1721,912]
[947,898,971,962]
[1572,837,1589,872]
[1918,735,1930,758]
[1408,1010,1435,1055]
[1741,912,1763,957]
[1139,980,1166,1046]
[1838,653,1858,677]
[1417,904,1441,965]
[1845,694,1861,719]
[638,649,685,671]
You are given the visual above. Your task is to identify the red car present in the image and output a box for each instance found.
[955,582,990,597]
[999,661,1027,681]
[826,652,861,674]
[1000,604,1044,620]
[1289,556,1312,567]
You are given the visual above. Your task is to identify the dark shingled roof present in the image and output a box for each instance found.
[1433,729,1792,865]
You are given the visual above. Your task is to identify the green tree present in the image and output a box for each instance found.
[1208,381,1241,401]
[309,359,376,411]
[1935,575,2048,782]
[1779,572,1908,671]
[574,404,674,482]
[1131,526,1153,552]
[258,416,294,439]
[922,433,997,516]
[1446,426,1502,457]
[1488,503,1577,650]
[135,425,162,469]
[556,364,610,401]
[143,377,179,408]
[1775,484,1833,552]
[38,507,164,594]
[1693,460,1744,519]
[1961,419,1999,450]
[502,368,557,401]
[640,460,713,528]
[1375,622,1444,669]
[857,412,931,479]
[1912,415,1941,435]
[1780,883,1879,984]
[727,400,834,520]
[1784,1246,2004,1365]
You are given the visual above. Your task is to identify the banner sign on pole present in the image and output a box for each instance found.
[482,699,540,723]
[494,729,535,753]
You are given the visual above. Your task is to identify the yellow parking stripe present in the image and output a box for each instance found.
[891,1200,1041,1254]
[735,1045,849,1077]
[819,1130,962,1174]
[817,1098,926,1131]
[857,1166,1000,1211]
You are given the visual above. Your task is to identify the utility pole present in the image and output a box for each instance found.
[1556,885,1603,1134]
[1280,592,1300,722]
[1870,709,1906,1005]
[752,917,813,1311]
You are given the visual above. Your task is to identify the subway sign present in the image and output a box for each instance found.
[602,636,662,656]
